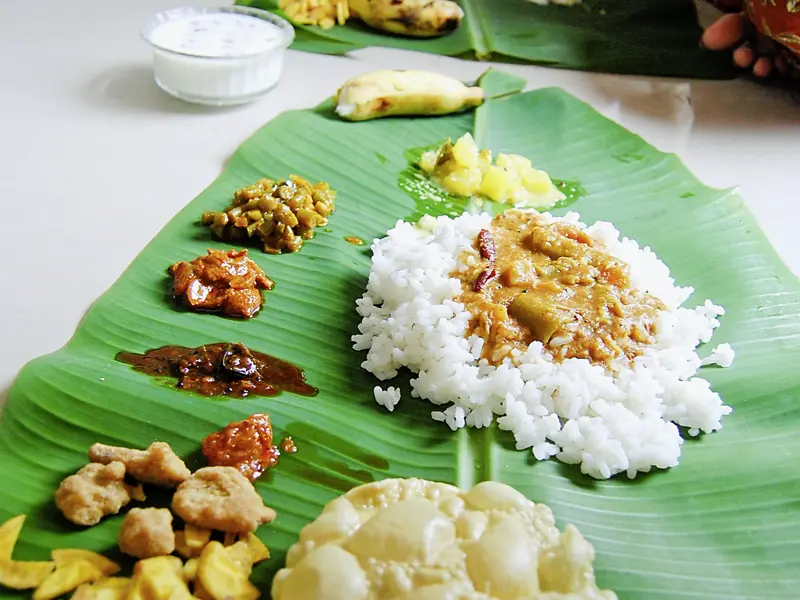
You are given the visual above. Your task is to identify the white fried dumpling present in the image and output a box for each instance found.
[272,478,616,600]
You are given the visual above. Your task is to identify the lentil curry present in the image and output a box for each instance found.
[456,211,665,366]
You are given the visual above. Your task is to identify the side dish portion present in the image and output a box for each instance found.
[335,70,484,122]
[202,176,335,254]
[419,133,565,208]
[272,478,616,600]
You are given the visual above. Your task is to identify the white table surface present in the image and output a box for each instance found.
[1,0,798,398]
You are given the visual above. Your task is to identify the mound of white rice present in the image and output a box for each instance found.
[353,211,733,479]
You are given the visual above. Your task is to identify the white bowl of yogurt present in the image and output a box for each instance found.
[142,6,295,106]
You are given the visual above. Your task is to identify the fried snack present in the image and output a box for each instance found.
[51,550,120,575]
[197,542,259,600]
[171,467,276,533]
[349,0,462,37]
[33,560,105,600]
[72,577,132,600]
[55,462,132,526]
[118,508,175,559]
[89,442,190,488]
[0,560,55,590]
[0,515,25,560]
[132,556,192,600]
[174,524,212,559]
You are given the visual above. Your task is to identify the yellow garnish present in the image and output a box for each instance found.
[0,559,55,590]
[51,549,120,575]
[33,560,104,600]
[279,0,350,28]
[0,515,25,560]
[241,533,270,564]
[72,577,132,600]
[197,542,259,600]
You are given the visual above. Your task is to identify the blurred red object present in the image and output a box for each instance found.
[746,0,800,55]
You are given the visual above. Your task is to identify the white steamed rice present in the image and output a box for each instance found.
[353,211,733,479]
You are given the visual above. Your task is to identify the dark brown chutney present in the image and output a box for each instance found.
[116,343,317,399]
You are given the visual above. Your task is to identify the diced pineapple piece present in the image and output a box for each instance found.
[240,533,269,564]
[182,559,198,584]
[451,133,479,168]
[478,149,493,168]
[522,167,555,194]
[496,153,531,172]
[33,560,104,600]
[51,549,120,576]
[0,516,25,561]
[443,168,483,197]
[478,166,511,202]
[134,556,191,600]
[0,559,55,590]
[224,542,254,575]
[72,577,131,600]
[418,150,438,173]
[197,542,259,600]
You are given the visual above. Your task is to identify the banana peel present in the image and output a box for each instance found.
[349,0,463,37]
[335,70,484,122]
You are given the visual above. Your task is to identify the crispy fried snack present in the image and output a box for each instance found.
[118,508,175,559]
[55,462,132,526]
[88,442,190,488]
[171,467,276,533]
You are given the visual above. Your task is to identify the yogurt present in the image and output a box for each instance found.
[142,7,295,106]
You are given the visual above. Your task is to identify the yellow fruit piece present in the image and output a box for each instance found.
[197,542,259,600]
[496,153,531,172]
[479,166,511,202]
[451,133,479,168]
[522,167,555,194]
[135,556,192,600]
[192,578,213,600]
[477,149,493,169]
[0,558,55,590]
[224,542,254,576]
[443,168,482,197]
[72,577,131,600]
[184,525,211,552]
[419,150,437,173]
[33,560,104,600]
[0,515,25,560]
[182,559,198,584]
[52,549,120,575]
[241,534,270,564]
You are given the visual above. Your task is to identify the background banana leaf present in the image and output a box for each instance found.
[237,0,735,78]
[1,70,798,599]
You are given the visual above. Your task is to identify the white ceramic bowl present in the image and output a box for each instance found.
[141,6,295,106]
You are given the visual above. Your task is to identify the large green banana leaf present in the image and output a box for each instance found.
[238,0,734,78]
[1,70,798,599]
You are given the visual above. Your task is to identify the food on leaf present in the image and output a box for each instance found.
[202,413,293,482]
[0,515,25,560]
[352,210,734,479]
[33,559,105,600]
[0,559,55,590]
[202,176,335,254]
[272,478,616,600]
[197,542,260,600]
[89,441,191,488]
[174,525,212,559]
[116,343,317,399]
[118,508,176,559]
[335,70,483,122]
[418,133,565,208]
[72,576,131,600]
[241,533,270,564]
[172,467,276,533]
[55,462,134,526]
[279,0,462,37]
[132,556,191,600]
[169,249,274,319]
[51,549,120,575]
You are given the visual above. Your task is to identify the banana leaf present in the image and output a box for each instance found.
[1,70,797,599]
[237,0,734,78]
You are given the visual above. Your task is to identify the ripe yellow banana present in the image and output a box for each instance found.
[349,0,463,38]
[335,70,485,122]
